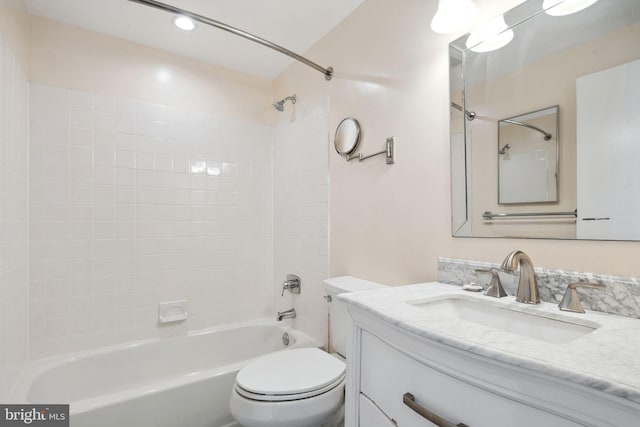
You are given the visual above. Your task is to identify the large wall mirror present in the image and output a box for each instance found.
[450,0,640,240]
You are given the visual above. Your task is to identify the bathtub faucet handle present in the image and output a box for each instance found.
[281,274,301,296]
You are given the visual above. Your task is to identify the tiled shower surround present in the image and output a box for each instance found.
[29,84,274,358]
[0,36,29,398]
[273,99,329,344]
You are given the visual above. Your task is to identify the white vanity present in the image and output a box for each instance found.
[339,282,640,427]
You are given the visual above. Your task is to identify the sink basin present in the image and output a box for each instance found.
[408,296,599,344]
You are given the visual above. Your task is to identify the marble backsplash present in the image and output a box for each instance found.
[438,257,640,319]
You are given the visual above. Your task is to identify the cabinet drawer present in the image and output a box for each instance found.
[360,331,582,427]
[360,393,398,427]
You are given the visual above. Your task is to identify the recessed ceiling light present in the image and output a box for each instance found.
[173,15,196,31]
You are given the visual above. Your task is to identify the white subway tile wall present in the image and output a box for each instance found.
[29,84,274,358]
[273,99,329,344]
[0,35,29,399]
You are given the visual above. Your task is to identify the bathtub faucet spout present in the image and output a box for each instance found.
[277,308,296,321]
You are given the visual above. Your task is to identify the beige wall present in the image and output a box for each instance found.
[29,16,274,124]
[0,0,29,71]
[275,0,640,284]
[0,0,30,401]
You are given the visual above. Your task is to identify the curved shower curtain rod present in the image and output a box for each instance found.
[451,102,476,121]
[502,119,552,141]
[127,0,334,81]
[451,102,552,140]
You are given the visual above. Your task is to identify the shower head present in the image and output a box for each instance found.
[272,95,296,112]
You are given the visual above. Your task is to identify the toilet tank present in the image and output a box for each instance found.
[323,276,386,357]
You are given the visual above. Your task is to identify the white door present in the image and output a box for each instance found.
[576,60,640,240]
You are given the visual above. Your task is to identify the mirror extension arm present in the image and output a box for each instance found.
[345,137,395,164]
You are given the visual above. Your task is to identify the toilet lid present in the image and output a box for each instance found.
[236,348,345,396]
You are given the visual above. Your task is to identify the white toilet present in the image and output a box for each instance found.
[229,276,386,427]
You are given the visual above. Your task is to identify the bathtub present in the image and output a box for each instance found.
[10,319,320,427]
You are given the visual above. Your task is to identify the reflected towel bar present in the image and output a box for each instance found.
[483,210,577,220]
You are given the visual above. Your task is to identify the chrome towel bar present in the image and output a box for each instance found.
[483,210,577,220]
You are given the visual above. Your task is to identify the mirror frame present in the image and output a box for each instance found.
[334,117,361,157]
[497,105,560,205]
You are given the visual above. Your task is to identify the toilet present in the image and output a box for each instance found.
[229,276,386,427]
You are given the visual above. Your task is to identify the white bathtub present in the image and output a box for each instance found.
[10,320,320,427]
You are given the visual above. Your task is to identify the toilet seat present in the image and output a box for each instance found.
[235,374,345,402]
[234,348,345,402]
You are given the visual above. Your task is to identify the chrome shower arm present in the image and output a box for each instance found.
[127,0,334,81]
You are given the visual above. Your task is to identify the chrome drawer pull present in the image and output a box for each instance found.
[403,393,469,427]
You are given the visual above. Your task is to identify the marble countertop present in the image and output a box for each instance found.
[339,282,640,405]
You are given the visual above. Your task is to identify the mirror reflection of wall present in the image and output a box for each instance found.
[449,0,640,240]
[576,60,640,240]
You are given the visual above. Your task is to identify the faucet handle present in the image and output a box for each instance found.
[558,282,605,313]
[281,274,301,296]
[475,269,508,298]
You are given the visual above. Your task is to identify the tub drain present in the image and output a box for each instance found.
[282,332,290,346]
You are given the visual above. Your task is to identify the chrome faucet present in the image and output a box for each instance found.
[281,274,301,296]
[501,250,540,304]
[277,308,296,321]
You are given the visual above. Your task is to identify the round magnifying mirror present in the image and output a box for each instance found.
[334,118,361,157]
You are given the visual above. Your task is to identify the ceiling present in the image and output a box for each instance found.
[23,0,365,79]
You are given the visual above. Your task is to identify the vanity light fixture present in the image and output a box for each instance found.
[543,0,599,16]
[466,14,514,53]
[430,0,478,34]
[173,15,196,31]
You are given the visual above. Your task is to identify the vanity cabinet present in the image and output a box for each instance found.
[359,393,397,427]
[359,331,580,427]
[344,307,640,427]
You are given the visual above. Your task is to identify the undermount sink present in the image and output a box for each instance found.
[408,295,600,344]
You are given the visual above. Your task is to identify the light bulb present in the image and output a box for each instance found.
[173,16,196,31]
[466,15,514,53]
[431,0,479,34]
[543,0,599,16]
